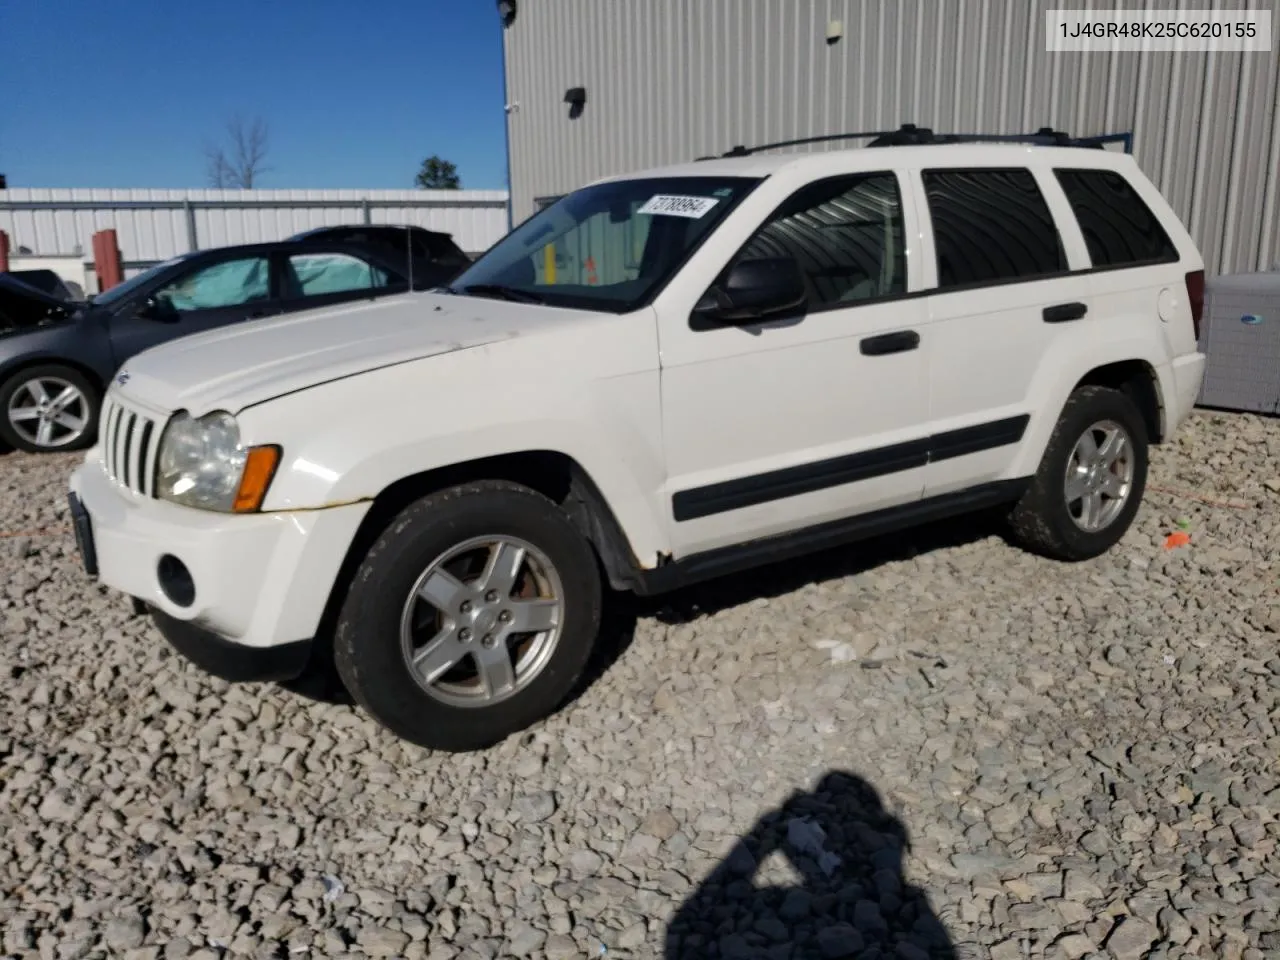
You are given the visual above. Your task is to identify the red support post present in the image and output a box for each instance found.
[0,230,9,273]
[92,229,124,291]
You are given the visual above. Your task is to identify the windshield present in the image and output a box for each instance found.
[446,176,761,313]
[91,255,191,307]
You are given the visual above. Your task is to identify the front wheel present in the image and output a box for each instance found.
[0,364,101,453]
[1008,384,1149,561]
[334,480,602,752]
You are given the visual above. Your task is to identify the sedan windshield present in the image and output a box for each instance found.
[445,176,761,313]
[90,255,191,307]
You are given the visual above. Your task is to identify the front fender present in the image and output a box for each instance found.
[238,335,669,569]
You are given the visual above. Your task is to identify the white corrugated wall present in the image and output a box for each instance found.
[0,188,510,261]
[501,0,1280,276]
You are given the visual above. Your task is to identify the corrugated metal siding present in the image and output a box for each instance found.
[0,188,510,261]
[502,0,1280,275]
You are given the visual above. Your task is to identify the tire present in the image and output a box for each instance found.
[0,364,101,453]
[334,480,603,752]
[1008,384,1149,562]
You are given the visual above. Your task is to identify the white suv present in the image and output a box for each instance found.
[68,134,1208,752]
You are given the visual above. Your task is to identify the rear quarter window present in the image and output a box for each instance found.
[922,168,1068,289]
[1053,168,1178,268]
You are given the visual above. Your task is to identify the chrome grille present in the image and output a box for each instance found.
[101,396,162,496]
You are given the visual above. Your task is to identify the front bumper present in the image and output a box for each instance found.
[68,455,370,653]
[150,606,312,682]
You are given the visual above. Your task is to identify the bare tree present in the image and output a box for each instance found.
[205,115,271,189]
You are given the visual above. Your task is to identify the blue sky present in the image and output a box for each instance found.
[0,0,508,190]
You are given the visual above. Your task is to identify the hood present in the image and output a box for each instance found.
[114,291,595,415]
[0,274,75,333]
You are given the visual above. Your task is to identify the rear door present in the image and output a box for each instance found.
[914,165,1089,497]
[106,252,281,363]
[277,246,409,314]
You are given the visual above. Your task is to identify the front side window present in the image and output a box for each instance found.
[923,169,1067,289]
[446,176,761,313]
[1053,168,1178,268]
[284,252,394,298]
[731,172,906,308]
[152,257,271,312]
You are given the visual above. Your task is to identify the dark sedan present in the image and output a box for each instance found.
[0,237,416,453]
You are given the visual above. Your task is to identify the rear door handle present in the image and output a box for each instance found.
[1043,302,1088,323]
[861,330,920,356]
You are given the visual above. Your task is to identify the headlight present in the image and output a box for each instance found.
[156,411,280,513]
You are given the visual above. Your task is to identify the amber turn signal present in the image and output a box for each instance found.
[232,445,281,513]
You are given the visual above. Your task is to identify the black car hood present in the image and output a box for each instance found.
[0,273,70,309]
[0,275,77,333]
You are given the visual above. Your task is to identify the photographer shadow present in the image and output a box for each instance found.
[665,771,957,960]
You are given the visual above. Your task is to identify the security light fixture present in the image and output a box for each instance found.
[497,0,517,27]
[564,86,586,119]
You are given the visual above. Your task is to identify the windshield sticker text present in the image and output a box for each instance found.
[638,195,720,219]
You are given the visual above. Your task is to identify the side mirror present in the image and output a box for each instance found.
[692,257,806,326]
[137,296,177,322]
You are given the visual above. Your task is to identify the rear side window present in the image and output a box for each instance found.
[1053,168,1178,268]
[923,169,1067,289]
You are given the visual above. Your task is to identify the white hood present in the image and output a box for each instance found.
[114,292,590,416]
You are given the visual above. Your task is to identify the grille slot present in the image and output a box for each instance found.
[101,397,161,496]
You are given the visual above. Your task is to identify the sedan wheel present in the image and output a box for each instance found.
[0,366,101,453]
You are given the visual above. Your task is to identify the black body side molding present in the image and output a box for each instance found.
[672,414,1030,522]
[635,479,1028,596]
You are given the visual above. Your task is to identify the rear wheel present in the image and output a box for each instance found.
[0,364,100,453]
[334,480,602,752]
[1008,385,1149,561]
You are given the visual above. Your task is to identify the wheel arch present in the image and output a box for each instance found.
[1072,358,1164,443]
[319,451,647,623]
[0,354,106,397]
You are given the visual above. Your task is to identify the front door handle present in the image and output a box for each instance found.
[1043,302,1088,323]
[861,330,920,356]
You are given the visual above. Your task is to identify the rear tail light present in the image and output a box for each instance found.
[1185,269,1205,342]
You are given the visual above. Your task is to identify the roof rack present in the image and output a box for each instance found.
[696,124,1133,160]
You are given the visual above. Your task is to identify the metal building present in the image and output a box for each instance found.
[499,0,1280,276]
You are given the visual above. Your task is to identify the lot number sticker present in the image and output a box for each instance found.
[638,194,720,218]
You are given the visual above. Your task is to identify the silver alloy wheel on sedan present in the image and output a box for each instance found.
[6,376,91,449]
[1063,418,1135,532]
[399,535,565,707]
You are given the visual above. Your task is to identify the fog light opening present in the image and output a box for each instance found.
[158,554,196,608]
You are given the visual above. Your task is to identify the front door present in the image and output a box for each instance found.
[658,170,932,558]
[107,254,281,366]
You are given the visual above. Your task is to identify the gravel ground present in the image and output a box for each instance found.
[2,409,1279,960]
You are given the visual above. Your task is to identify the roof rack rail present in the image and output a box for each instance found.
[696,124,1133,159]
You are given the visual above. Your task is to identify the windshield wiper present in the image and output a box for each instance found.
[458,283,545,304]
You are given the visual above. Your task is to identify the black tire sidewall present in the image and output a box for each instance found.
[335,483,602,752]
[1036,387,1149,559]
[0,364,101,453]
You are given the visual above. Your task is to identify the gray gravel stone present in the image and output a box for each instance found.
[1105,916,1159,959]
[816,923,865,958]
[511,791,556,823]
